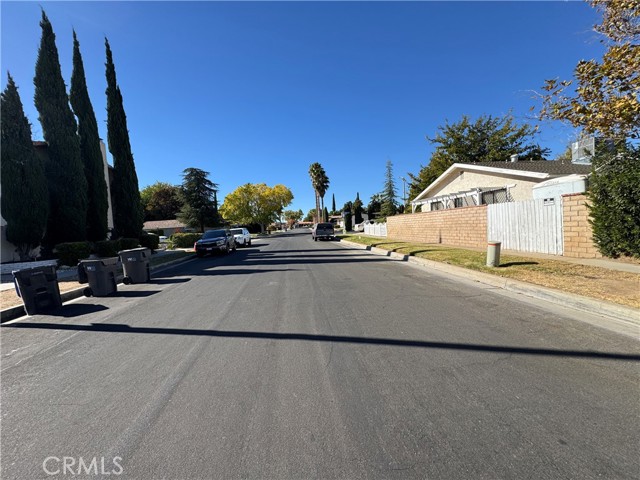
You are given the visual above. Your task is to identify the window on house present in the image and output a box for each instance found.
[481,189,508,205]
[454,198,463,208]
[430,201,444,211]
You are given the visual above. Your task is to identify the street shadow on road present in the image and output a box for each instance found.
[38,303,110,318]
[114,290,162,298]
[3,322,639,362]
[149,278,191,285]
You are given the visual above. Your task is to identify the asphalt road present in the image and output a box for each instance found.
[2,230,639,479]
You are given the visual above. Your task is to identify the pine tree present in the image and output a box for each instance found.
[34,10,87,245]
[70,31,109,241]
[178,168,220,232]
[1,74,49,260]
[380,160,398,218]
[105,37,143,238]
[331,194,336,214]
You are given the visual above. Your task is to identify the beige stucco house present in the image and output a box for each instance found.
[411,160,592,212]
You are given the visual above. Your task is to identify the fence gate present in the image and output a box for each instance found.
[487,198,563,255]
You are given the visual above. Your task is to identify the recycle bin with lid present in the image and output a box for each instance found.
[77,257,118,297]
[118,247,151,284]
[12,265,62,315]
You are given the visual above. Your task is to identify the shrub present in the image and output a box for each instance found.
[93,240,121,258]
[171,232,202,248]
[139,232,159,251]
[589,143,640,258]
[55,241,92,267]
[119,237,140,250]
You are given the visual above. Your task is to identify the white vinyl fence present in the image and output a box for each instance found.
[487,198,563,255]
[364,222,387,237]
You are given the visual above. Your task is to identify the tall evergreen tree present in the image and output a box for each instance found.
[34,10,87,245]
[70,30,109,241]
[105,37,143,238]
[1,74,49,260]
[380,160,398,217]
[353,192,364,224]
[178,168,220,232]
[331,193,336,214]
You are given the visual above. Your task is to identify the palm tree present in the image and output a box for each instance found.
[309,162,329,223]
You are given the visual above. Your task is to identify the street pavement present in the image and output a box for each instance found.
[1,230,639,479]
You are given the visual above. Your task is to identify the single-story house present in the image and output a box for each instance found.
[411,160,592,212]
[143,219,192,237]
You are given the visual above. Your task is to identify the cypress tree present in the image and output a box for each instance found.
[33,10,88,244]
[1,74,49,260]
[353,192,364,224]
[105,38,143,238]
[70,30,109,241]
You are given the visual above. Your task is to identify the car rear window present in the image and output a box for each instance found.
[203,229,227,239]
[318,223,334,229]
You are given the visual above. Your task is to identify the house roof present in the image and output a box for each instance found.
[412,161,592,203]
[143,219,186,230]
[477,161,591,175]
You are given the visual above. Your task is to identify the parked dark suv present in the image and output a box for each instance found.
[194,229,236,257]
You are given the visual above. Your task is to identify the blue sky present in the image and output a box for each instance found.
[1,1,602,215]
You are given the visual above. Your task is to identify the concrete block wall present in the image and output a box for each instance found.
[387,205,488,249]
[562,193,602,259]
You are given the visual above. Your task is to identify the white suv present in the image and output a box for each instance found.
[230,228,252,247]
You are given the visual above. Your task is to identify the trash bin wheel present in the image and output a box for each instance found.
[83,287,93,297]
[123,276,132,285]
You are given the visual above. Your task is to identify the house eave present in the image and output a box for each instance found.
[412,163,551,203]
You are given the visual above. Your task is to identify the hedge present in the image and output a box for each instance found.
[139,232,159,251]
[55,242,92,267]
[171,232,202,248]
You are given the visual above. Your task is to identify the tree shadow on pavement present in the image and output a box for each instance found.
[3,322,639,362]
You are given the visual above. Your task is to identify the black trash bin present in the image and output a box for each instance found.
[118,247,151,284]
[77,257,118,297]
[12,265,62,315]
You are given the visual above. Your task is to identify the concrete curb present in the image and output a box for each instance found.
[340,240,640,325]
[0,254,195,324]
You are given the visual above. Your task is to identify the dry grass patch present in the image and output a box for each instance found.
[340,235,640,309]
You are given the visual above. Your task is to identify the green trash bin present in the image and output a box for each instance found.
[12,265,62,315]
[77,257,118,297]
[118,247,151,284]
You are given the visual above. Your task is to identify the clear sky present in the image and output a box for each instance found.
[1,1,602,215]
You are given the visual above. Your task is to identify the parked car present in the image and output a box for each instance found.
[230,227,251,247]
[311,222,335,241]
[159,235,168,243]
[194,229,236,257]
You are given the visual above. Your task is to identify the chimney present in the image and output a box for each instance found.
[510,154,519,163]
